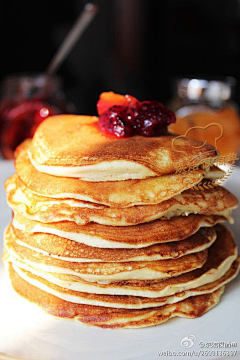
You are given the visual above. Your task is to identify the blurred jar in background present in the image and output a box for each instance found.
[0,73,72,159]
[169,77,240,156]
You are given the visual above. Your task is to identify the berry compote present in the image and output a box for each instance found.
[97,92,176,138]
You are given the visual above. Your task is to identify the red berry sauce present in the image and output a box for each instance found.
[97,93,176,138]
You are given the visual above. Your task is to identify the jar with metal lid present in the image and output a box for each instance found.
[169,76,240,156]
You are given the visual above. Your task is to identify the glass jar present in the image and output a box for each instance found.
[168,77,240,156]
[0,73,72,159]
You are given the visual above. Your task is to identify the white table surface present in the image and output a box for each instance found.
[0,161,239,360]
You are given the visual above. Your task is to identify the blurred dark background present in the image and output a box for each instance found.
[1,0,240,113]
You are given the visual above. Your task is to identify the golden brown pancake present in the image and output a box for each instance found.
[5,225,238,297]
[13,212,223,249]
[27,115,217,181]
[3,114,239,329]
[11,221,217,261]
[5,226,208,281]
[15,142,205,207]
[6,175,238,226]
[7,264,225,328]
[8,258,239,309]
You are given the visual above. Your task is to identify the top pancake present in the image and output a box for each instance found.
[28,115,217,181]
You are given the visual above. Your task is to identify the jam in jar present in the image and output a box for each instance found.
[0,73,71,159]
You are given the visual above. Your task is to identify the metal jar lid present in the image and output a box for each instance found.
[176,76,236,102]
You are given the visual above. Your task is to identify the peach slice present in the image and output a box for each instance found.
[97,91,138,115]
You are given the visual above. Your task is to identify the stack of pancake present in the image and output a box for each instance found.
[3,115,239,328]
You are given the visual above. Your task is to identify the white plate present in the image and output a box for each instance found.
[0,161,239,360]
